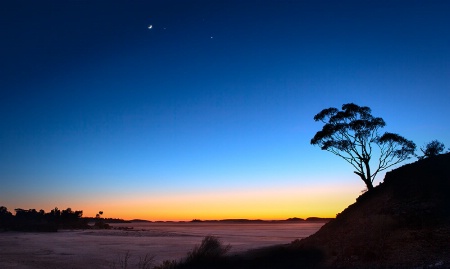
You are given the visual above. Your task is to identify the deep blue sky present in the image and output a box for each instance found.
[1,1,449,219]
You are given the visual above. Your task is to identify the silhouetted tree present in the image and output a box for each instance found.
[57,208,84,228]
[0,206,12,217]
[12,208,56,231]
[50,207,61,217]
[311,103,416,191]
[417,140,447,160]
[0,206,13,230]
[61,208,82,220]
[94,210,110,229]
[96,211,103,219]
[0,206,88,231]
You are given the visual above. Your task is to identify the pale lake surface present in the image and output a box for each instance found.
[0,222,325,269]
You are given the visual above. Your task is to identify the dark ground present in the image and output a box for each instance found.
[168,154,450,269]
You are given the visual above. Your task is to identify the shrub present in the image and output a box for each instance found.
[418,140,447,159]
[153,260,178,269]
[109,251,155,269]
[137,254,155,269]
[110,251,131,269]
[185,236,231,264]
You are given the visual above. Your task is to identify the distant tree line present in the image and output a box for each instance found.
[0,206,89,232]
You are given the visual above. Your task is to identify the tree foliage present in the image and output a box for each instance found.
[311,103,416,190]
[94,210,110,229]
[0,206,86,231]
[418,140,447,160]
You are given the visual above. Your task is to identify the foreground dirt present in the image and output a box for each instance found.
[0,222,324,269]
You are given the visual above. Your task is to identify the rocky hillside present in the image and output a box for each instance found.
[297,153,450,268]
[156,154,450,269]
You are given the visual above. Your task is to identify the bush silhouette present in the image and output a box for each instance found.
[185,236,231,264]
[418,139,447,159]
[153,260,178,269]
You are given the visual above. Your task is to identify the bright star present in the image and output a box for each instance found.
[148,25,153,29]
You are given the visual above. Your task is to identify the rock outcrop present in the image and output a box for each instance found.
[297,153,450,268]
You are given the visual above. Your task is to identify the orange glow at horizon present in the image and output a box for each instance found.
[4,182,361,221]
[73,183,360,221]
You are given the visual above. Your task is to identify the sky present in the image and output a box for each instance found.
[1,0,449,221]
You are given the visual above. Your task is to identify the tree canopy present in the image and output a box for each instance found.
[418,140,447,160]
[311,103,416,191]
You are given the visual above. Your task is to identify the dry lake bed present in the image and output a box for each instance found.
[0,222,325,269]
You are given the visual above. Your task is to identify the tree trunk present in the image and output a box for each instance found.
[365,180,374,191]
[354,171,374,191]
[364,160,373,191]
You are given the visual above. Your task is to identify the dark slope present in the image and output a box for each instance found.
[160,154,450,269]
[297,153,450,268]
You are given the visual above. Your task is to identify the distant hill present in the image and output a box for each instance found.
[188,218,332,223]
[296,153,450,268]
[129,219,152,223]
[83,217,131,224]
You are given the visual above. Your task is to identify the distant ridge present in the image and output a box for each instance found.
[105,217,333,224]
[188,218,332,223]
[126,218,333,223]
[129,219,152,223]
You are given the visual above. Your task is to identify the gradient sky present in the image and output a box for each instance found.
[1,1,449,221]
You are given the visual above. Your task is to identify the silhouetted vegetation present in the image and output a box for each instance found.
[0,206,14,230]
[152,236,231,269]
[417,139,448,160]
[311,103,416,191]
[0,206,88,231]
[151,235,324,269]
[109,251,156,269]
[93,210,111,229]
[5,155,450,268]
[296,153,450,268]
[185,236,231,264]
